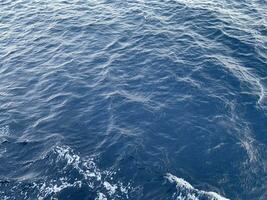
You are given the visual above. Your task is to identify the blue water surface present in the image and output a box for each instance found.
[1,0,267,199]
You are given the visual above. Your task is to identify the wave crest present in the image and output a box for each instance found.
[165,173,229,200]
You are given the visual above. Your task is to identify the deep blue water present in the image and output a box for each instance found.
[1,0,267,199]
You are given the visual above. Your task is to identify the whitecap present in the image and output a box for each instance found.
[103,181,118,195]
[165,173,230,200]
[96,192,107,200]
[36,145,133,200]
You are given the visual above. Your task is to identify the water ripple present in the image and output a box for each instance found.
[1,0,267,199]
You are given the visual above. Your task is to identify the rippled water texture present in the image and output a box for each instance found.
[1,0,267,199]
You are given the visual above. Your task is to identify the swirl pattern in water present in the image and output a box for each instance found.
[1,0,267,199]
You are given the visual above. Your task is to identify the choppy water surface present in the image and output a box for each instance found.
[1,0,267,199]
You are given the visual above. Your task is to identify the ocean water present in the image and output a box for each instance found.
[1,0,267,199]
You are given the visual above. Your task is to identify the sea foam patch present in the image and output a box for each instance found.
[37,145,133,200]
[0,145,133,200]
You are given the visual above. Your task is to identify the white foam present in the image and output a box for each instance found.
[103,181,118,195]
[165,173,230,200]
[39,181,72,197]
[36,145,133,200]
[0,125,10,136]
[96,192,107,200]
[3,145,230,200]
[166,173,194,190]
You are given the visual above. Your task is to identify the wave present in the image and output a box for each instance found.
[1,145,231,200]
[0,145,133,200]
[1,0,267,199]
[39,145,133,200]
[165,173,229,200]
